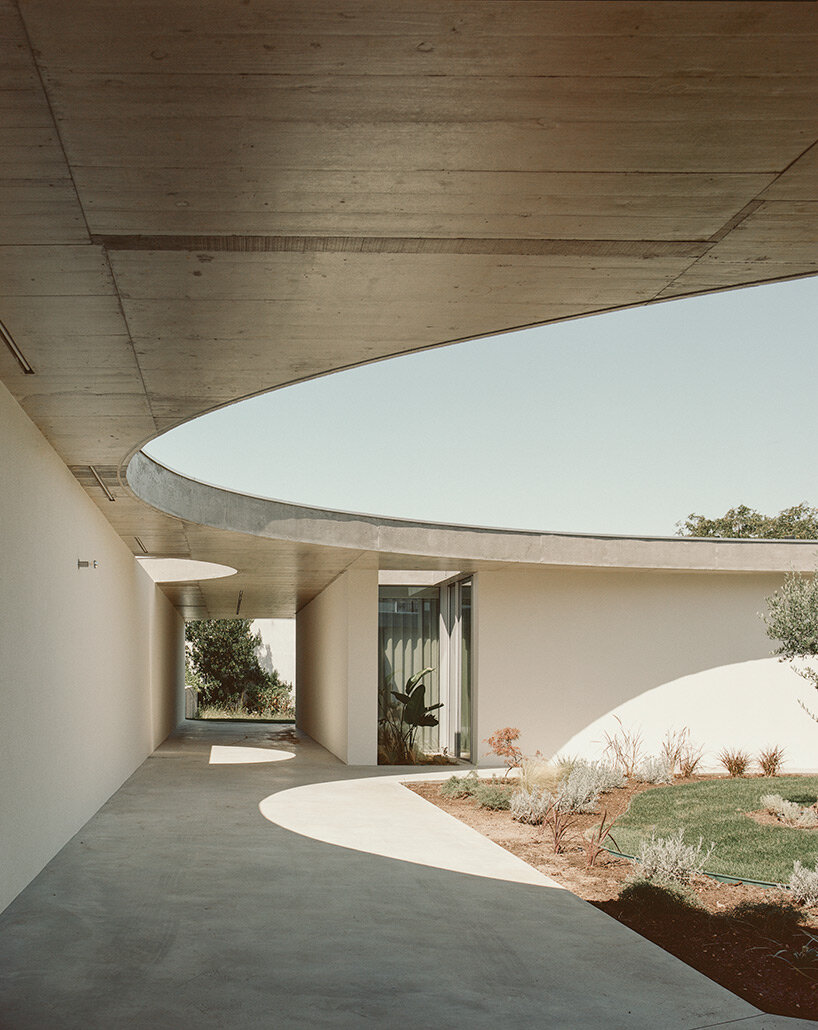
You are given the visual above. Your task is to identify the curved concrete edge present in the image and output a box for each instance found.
[127,452,818,573]
[258,773,560,886]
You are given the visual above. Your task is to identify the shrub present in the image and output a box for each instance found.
[583,810,619,868]
[775,931,818,977]
[555,762,598,813]
[555,766,600,814]
[590,760,627,794]
[473,780,512,810]
[255,682,295,718]
[634,755,673,784]
[679,745,704,778]
[731,899,805,937]
[510,787,551,825]
[509,784,578,850]
[618,877,701,915]
[602,716,644,778]
[439,771,479,799]
[543,802,577,854]
[517,755,564,794]
[383,667,441,761]
[761,793,803,822]
[761,792,818,828]
[660,727,690,778]
[718,747,751,777]
[789,861,818,906]
[484,727,523,774]
[759,745,786,777]
[554,759,625,814]
[553,753,578,775]
[636,829,715,887]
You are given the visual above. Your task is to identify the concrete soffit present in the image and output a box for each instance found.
[0,1,817,616]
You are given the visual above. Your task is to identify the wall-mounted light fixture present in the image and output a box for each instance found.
[89,465,116,502]
[77,559,99,570]
[236,590,244,615]
[0,319,35,375]
[134,536,148,554]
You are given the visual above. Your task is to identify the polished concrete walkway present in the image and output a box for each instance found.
[0,721,813,1029]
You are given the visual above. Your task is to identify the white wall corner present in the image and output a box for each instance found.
[345,567,379,765]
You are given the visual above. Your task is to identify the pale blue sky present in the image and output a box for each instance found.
[145,276,818,536]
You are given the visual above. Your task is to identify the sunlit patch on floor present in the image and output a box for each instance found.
[209,745,295,765]
[259,775,561,886]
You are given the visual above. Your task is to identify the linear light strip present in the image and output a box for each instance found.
[89,465,116,502]
[134,536,148,554]
[0,319,35,375]
[91,233,708,260]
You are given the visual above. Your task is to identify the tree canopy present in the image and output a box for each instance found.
[763,573,818,721]
[677,503,818,539]
[185,619,285,712]
[764,574,818,662]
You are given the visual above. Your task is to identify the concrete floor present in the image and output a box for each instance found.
[0,722,814,1030]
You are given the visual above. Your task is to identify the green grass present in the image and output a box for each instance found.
[613,777,818,884]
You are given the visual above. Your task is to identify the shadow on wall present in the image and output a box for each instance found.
[557,658,818,773]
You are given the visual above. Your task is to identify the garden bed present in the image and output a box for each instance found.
[406,775,818,1020]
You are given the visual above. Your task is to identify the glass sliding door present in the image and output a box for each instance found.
[458,579,473,761]
[376,576,473,764]
[446,577,473,762]
[377,586,440,763]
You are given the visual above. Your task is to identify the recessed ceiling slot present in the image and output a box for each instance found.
[89,465,116,502]
[0,320,35,375]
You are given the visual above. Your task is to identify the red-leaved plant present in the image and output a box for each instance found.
[484,727,523,776]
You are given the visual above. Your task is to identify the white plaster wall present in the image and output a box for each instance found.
[296,567,377,764]
[474,565,799,769]
[345,569,378,765]
[252,618,296,684]
[149,585,185,747]
[559,657,818,773]
[0,383,184,913]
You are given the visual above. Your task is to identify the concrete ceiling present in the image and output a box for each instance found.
[1,0,817,618]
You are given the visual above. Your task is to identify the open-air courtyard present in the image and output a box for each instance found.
[1,721,814,1029]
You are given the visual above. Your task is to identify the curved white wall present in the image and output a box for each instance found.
[558,657,818,773]
[474,565,797,769]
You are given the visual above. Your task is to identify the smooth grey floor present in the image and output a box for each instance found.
[0,721,814,1030]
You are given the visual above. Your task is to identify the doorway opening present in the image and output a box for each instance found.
[377,575,473,764]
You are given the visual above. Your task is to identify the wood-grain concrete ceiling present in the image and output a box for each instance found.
[1,1,817,618]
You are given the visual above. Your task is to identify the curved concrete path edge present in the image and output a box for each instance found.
[259,765,817,1029]
[1,722,815,1029]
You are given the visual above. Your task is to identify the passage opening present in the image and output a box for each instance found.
[184,618,295,723]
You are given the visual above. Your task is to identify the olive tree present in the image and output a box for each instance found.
[678,502,818,539]
[763,573,818,720]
